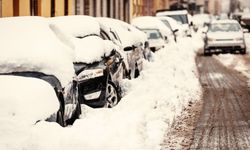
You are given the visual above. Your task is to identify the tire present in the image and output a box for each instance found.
[204,51,211,56]
[105,81,120,108]
[134,64,140,78]
[240,49,246,55]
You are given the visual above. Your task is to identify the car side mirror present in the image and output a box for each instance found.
[124,46,134,51]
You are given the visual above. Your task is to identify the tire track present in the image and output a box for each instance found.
[189,55,250,150]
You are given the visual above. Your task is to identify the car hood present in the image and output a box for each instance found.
[0,75,59,125]
[207,31,243,39]
[72,36,116,64]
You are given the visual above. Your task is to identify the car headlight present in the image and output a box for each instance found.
[235,37,243,41]
[77,69,104,81]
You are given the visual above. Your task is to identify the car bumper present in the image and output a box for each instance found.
[78,75,107,108]
[205,41,246,50]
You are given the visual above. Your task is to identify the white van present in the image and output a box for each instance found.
[156,10,192,37]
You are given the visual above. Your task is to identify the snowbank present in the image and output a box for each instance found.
[1,35,202,150]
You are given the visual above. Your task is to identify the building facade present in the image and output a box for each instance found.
[0,0,172,22]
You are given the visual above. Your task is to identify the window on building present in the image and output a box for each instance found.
[13,0,19,16]
[113,0,116,18]
[107,0,110,17]
[65,0,68,15]
[84,0,90,15]
[0,0,2,17]
[93,0,96,16]
[51,0,55,17]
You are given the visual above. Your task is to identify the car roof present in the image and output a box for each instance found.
[156,10,188,16]
[211,19,239,24]
[50,15,101,38]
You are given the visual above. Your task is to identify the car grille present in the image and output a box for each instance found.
[216,39,234,41]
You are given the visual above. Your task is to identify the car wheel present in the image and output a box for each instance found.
[105,81,120,108]
[134,64,140,78]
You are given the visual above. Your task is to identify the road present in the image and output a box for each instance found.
[190,54,250,149]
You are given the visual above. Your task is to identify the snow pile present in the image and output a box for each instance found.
[0,16,75,87]
[0,76,59,150]
[5,36,202,150]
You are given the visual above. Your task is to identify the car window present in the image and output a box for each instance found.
[142,29,163,39]
[168,15,188,24]
[209,23,241,32]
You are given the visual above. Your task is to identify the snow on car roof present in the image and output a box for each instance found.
[0,16,75,87]
[131,16,172,36]
[97,17,143,47]
[50,15,101,38]
[156,10,188,16]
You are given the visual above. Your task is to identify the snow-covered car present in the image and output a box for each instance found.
[131,16,175,43]
[157,16,185,41]
[204,19,247,55]
[50,16,126,108]
[97,17,147,78]
[140,28,165,52]
[156,10,192,37]
[0,16,81,127]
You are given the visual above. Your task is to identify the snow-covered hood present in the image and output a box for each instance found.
[72,36,116,63]
[207,31,243,39]
[0,17,75,87]
[0,75,59,125]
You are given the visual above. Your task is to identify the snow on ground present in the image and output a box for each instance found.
[0,35,202,150]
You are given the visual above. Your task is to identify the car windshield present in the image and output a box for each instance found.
[142,29,163,40]
[209,23,241,32]
[168,15,188,24]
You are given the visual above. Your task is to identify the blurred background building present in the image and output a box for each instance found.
[0,0,222,20]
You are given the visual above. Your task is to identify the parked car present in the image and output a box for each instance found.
[0,16,81,127]
[97,17,146,78]
[50,16,127,108]
[140,28,165,52]
[204,19,247,55]
[131,16,175,43]
[156,9,192,37]
[157,16,179,41]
